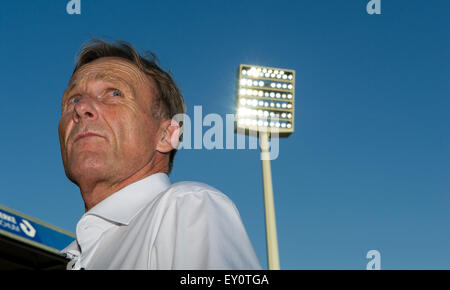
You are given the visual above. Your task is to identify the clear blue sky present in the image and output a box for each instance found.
[0,0,449,269]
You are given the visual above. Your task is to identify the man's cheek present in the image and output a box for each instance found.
[59,117,71,140]
[58,126,68,155]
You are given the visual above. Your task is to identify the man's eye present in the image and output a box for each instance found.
[67,95,80,105]
[110,89,122,97]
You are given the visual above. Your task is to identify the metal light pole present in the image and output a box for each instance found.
[259,130,280,269]
[235,65,295,270]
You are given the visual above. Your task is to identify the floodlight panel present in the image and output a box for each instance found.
[236,64,295,136]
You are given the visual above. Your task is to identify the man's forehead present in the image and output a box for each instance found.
[70,57,150,87]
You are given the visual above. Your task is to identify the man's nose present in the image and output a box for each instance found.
[72,94,99,123]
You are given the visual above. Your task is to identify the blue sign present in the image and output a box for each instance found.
[0,206,75,252]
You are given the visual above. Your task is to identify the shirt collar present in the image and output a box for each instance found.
[85,173,171,226]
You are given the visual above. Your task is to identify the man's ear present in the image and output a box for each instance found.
[156,119,182,153]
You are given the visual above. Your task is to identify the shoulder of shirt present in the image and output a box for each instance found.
[161,181,235,206]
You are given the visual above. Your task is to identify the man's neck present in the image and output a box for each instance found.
[79,158,168,212]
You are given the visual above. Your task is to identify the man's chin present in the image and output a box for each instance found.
[66,157,111,184]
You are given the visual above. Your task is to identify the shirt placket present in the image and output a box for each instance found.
[76,215,111,269]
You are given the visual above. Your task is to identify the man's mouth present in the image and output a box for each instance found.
[73,132,103,144]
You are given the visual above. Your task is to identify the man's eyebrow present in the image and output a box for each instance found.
[63,72,136,99]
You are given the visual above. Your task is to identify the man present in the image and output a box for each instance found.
[59,39,261,270]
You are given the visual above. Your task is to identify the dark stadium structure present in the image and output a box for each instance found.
[0,205,75,270]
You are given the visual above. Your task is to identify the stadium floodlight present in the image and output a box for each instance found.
[235,64,295,270]
[236,65,295,137]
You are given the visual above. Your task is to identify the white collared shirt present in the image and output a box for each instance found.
[61,173,262,270]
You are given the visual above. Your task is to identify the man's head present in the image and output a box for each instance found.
[58,40,185,205]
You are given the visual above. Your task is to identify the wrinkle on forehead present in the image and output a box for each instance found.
[63,58,154,100]
[67,72,136,98]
